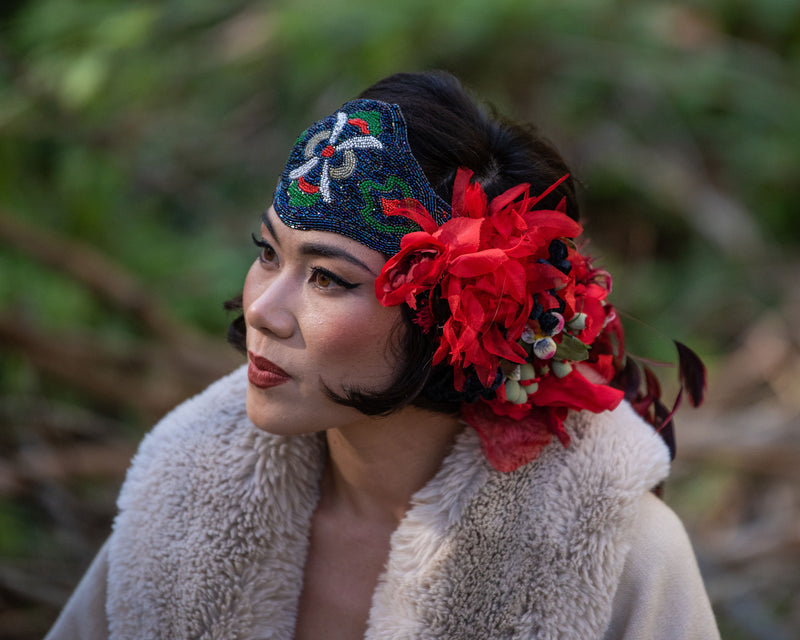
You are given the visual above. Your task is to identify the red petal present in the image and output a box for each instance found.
[533,369,624,413]
[463,182,488,219]
[451,167,475,217]
[503,261,531,300]
[435,217,483,253]
[451,167,490,219]
[448,248,506,277]
[523,210,582,238]
[462,402,565,472]
[381,198,439,233]
[574,295,605,344]
[525,263,567,293]
[482,325,527,363]
[526,173,570,208]
[483,209,526,242]
[488,183,529,214]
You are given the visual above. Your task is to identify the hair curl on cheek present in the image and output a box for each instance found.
[224,295,247,354]
[322,304,459,417]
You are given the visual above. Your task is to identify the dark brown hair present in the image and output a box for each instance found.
[227,71,578,416]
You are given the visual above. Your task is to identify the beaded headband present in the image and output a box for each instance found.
[273,99,451,255]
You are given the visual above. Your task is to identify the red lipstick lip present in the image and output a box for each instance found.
[247,352,290,389]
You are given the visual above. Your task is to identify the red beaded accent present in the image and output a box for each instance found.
[347,117,370,135]
[321,145,335,158]
[298,176,319,194]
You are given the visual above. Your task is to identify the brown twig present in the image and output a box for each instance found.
[0,441,135,496]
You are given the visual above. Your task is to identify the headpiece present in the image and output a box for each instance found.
[274,99,451,255]
[274,99,706,472]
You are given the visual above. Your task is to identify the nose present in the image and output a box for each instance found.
[244,269,296,340]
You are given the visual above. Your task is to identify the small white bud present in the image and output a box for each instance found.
[567,312,587,331]
[523,382,539,395]
[551,361,573,378]
[519,363,536,382]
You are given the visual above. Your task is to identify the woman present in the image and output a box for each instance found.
[46,71,719,639]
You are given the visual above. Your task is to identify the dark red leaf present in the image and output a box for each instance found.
[643,365,662,401]
[617,357,641,402]
[674,341,707,407]
[653,400,676,460]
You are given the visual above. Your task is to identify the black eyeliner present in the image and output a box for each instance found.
[312,267,360,290]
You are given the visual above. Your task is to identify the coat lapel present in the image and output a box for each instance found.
[108,367,327,640]
[367,401,669,640]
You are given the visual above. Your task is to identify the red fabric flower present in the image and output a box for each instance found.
[377,232,447,308]
[375,168,628,472]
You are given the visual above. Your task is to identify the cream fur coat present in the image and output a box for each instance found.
[46,366,720,639]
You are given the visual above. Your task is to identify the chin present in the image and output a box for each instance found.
[246,388,293,434]
[244,386,327,437]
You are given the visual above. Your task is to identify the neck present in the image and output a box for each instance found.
[321,407,463,524]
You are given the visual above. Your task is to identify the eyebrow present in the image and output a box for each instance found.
[261,211,376,276]
[261,211,281,247]
[299,243,377,276]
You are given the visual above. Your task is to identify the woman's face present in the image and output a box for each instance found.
[243,207,403,435]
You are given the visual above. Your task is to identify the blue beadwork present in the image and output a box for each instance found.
[273,99,451,256]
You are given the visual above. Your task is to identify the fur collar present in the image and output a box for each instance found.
[107,366,669,639]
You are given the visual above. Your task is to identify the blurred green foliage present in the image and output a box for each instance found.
[1,1,799,636]
[2,0,798,349]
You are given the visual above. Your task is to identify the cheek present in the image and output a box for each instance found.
[313,303,403,377]
[241,261,261,309]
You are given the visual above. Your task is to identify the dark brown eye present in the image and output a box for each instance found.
[251,233,277,265]
[261,245,276,263]
[313,271,332,288]
[309,268,358,290]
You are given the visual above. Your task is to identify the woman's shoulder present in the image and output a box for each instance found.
[366,404,681,639]
[626,492,702,572]
[538,400,672,505]
[45,540,111,640]
[603,492,721,639]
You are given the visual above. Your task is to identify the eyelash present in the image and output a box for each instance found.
[250,234,359,291]
[251,234,276,264]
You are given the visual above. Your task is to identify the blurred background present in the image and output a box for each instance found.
[0,0,798,637]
